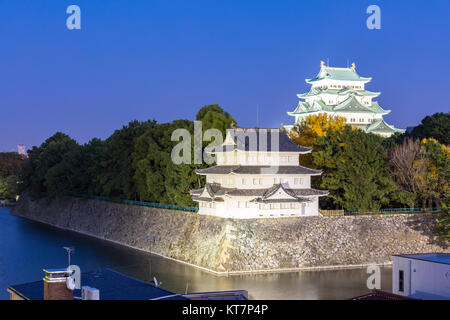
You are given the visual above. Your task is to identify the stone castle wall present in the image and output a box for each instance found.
[11,195,448,274]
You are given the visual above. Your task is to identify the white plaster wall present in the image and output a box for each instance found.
[205,175,308,189]
[393,256,450,299]
[312,79,367,90]
[197,196,319,219]
[216,151,301,166]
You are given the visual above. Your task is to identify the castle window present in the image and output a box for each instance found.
[242,178,247,185]
[253,178,263,185]
[294,178,303,185]
[238,201,246,208]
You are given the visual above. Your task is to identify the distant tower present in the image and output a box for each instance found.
[17,144,26,156]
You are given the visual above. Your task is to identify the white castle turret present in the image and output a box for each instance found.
[190,128,328,219]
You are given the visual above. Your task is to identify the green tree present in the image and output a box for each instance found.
[0,152,25,200]
[196,104,236,137]
[20,132,80,200]
[420,138,450,208]
[435,198,449,240]
[98,120,152,200]
[164,161,198,206]
[132,120,197,204]
[0,152,25,177]
[0,176,18,200]
[313,126,396,211]
[411,112,450,145]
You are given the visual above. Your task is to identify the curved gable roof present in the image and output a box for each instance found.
[206,128,311,153]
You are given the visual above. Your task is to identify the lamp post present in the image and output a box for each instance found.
[63,246,75,267]
[148,237,156,282]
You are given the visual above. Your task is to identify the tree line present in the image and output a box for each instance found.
[289,112,449,211]
[0,152,25,200]
[12,109,449,213]
[18,104,235,206]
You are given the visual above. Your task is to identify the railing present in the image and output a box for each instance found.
[343,207,440,216]
[319,209,345,216]
[77,194,199,212]
[77,195,440,216]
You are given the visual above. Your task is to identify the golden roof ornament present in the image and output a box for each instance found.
[320,60,326,68]
[351,62,356,70]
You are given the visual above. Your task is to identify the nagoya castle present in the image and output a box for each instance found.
[286,61,404,137]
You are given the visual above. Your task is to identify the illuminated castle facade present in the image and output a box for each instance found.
[190,128,328,219]
[285,62,404,137]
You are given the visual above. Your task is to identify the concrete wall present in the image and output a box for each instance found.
[11,194,449,274]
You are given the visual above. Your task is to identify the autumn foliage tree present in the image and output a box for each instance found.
[388,137,449,208]
[288,113,346,167]
[312,127,395,211]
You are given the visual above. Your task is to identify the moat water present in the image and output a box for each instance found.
[0,207,392,300]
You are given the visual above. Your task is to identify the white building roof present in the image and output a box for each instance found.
[393,253,450,265]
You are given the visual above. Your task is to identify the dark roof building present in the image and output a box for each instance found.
[8,268,247,300]
[190,127,328,219]
[205,128,312,153]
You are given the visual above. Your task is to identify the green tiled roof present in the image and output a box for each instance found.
[333,96,389,114]
[306,66,371,83]
[287,96,389,115]
[297,87,380,98]
[370,102,390,114]
[364,118,405,134]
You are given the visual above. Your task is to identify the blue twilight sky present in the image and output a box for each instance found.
[0,0,449,151]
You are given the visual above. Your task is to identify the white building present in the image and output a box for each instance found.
[285,61,404,137]
[392,253,450,300]
[17,144,26,156]
[189,128,328,219]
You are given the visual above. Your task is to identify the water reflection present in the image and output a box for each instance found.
[0,208,392,300]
